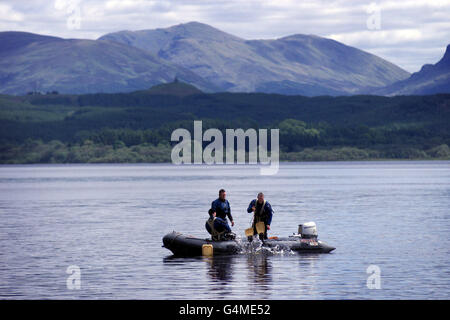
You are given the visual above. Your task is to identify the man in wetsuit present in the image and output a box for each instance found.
[247,192,273,240]
[205,209,234,241]
[211,189,235,227]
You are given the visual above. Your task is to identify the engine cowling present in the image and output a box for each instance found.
[298,222,318,239]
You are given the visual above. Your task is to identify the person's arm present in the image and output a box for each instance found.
[266,202,274,226]
[226,200,234,225]
[211,200,217,212]
[247,200,255,213]
[205,221,212,235]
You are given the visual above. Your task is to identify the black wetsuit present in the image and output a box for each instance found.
[247,199,274,239]
[211,198,233,223]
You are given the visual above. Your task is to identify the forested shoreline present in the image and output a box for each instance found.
[1,89,449,164]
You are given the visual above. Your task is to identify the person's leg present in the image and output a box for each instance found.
[256,221,264,241]
[248,222,256,242]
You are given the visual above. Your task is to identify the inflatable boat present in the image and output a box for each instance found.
[162,222,335,256]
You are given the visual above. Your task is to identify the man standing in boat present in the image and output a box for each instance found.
[247,192,273,240]
[211,189,234,227]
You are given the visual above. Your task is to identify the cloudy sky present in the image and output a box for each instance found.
[1,0,449,72]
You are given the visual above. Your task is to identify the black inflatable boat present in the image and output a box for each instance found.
[162,222,335,256]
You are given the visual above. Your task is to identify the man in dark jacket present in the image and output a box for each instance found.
[205,209,234,241]
[247,192,273,240]
[211,189,235,227]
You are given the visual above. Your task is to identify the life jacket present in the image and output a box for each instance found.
[253,199,267,223]
[206,217,226,241]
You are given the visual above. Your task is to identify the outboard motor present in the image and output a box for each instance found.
[298,222,318,239]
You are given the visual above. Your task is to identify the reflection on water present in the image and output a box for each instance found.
[162,252,325,299]
[204,254,274,286]
[0,162,449,299]
[206,256,234,283]
[162,255,271,291]
[246,255,272,287]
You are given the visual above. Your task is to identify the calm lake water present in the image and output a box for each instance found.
[0,161,449,299]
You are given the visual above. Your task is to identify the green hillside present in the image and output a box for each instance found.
[144,79,204,96]
[0,87,449,163]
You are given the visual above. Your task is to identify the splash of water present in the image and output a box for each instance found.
[234,236,295,256]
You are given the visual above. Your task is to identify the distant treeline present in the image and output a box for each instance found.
[0,91,449,163]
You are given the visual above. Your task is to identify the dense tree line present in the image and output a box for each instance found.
[0,91,449,163]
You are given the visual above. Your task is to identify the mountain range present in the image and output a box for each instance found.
[0,30,216,94]
[99,22,409,95]
[0,22,448,96]
[372,44,450,96]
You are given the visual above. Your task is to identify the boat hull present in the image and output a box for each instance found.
[162,231,335,256]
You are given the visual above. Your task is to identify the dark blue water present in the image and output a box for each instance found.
[0,162,449,299]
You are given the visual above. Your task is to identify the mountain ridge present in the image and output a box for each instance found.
[0,22,419,95]
[100,21,410,95]
[372,44,450,95]
[0,30,217,94]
